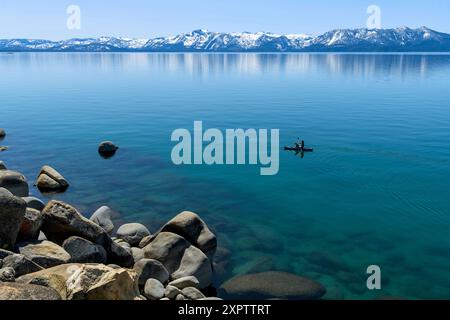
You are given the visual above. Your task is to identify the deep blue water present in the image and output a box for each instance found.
[1,53,450,299]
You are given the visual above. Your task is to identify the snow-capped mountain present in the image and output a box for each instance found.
[1,27,450,52]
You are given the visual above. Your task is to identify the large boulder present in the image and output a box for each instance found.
[41,201,133,267]
[18,208,43,242]
[0,187,26,249]
[142,232,212,289]
[133,258,169,286]
[35,165,69,193]
[22,196,46,212]
[219,271,326,300]
[17,263,140,300]
[0,282,62,300]
[62,236,107,264]
[0,171,29,197]
[160,211,217,259]
[90,206,115,234]
[2,253,43,276]
[116,223,151,246]
[18,240,71,268]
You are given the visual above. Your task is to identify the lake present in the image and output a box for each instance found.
[1,52,450,299]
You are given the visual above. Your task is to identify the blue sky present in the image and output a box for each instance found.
[1,0,449,39]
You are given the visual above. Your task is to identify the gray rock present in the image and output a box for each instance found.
[176,294,187,300]
[0,187,26,249]
[18,240,71,268]
[160,297,170,300]
[22,196,46,212]
[0,259,2,268]
[219,271,326,300]
[90,206,114,234]
[0,267,15,282]
[133,258,169,286]
[198,297,223,300]
[0,171,29,197]
[168,276,200,289]
[143,232,212,289]
[18,208,44,242]
[2,253,43,276]
[131,247,144,263]
[62,236,107,264]
[0,161,6,170]
[138,235,153,248]
[0,282,62,300]
[116,223,151,246]
[38,231,47,241]
[164,284,182,299]
[143,278,165,300]
[35,165,69,192]
[161,211,217,259]
[0,129,5,138]
[0,248,14,259]
[41,200,133,267]
[182,287,205,300]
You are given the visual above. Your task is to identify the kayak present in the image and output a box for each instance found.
[284,146,313,152]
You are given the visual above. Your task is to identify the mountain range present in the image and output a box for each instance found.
[1,27,450,52]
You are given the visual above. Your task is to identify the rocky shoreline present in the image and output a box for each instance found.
[0,129,327,301]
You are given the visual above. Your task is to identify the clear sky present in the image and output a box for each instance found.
[1,0,449,40]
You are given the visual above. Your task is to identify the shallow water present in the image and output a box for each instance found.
[2,53,450,299]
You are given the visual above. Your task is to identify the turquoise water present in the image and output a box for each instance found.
[2,53,450,299]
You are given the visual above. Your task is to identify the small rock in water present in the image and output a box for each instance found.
[0,170,29,197]
[0,129,5,138]
[0,161,6,170]
[143,278,165,300]
[90,206,115,235]
[116,223,151,246]
[62,236,107,264]
[22,196,46,212]
[35,165,69,193]
[0,267,15,282]
[0,187,27,249]
[98,141,119,158]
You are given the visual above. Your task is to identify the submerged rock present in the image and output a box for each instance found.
[35,166,69,193]
[0,129,5,138]
[0,170,29,197]
[161,211,217,259]
[219,271,326,300]
[0,187,26,249]
[0,161,6,170]
[90,206,115,235]
[116,223,150,246]
[18,208,44,242]
[98,141,119,158]
[0,282,62,300]
[18,240,71,268]
[41,200,133,267]
[143,232,212,289]
[62,236,107,264]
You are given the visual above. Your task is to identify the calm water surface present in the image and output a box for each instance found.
[1,53,450,299]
